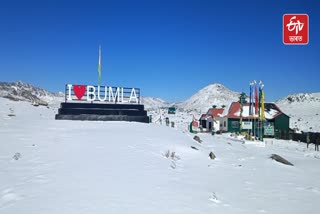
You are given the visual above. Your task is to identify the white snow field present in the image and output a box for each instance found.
[1,97,320,214]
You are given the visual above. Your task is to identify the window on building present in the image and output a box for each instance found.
[224,121,226,127]
[265,121,274,127]
[232,121,239,128]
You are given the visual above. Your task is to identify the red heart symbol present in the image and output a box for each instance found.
[73,85,86,100]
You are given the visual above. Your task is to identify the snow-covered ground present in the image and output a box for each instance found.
[148,108,201,132]
[1,97,320,214]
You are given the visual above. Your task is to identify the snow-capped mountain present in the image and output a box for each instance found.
[276,93,320,132]
[141,97,170,110]
[179,83,240,113]
[0,81,63,106]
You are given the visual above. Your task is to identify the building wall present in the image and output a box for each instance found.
[228,118,241,133]
[225,114,289,137]
[274,114,290,131]
[213,120,220,132]
[219,117,228,132]
[228,118,256,133]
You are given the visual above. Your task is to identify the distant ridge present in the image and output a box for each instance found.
[142,97,170,110]
[276,93,320,105]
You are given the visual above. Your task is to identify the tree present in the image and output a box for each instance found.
[239,92,247,131]
[212,105,217,109]
[238,92,248,104]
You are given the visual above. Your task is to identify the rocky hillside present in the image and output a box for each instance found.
[276,93,320,132]
[0,81,63,106]
[276,93,320,105]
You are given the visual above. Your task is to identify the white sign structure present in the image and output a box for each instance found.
[66,84,139,104]
[242,121,252,130]
[264,126,275,136]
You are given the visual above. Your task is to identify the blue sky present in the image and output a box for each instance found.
[0,0,319,102]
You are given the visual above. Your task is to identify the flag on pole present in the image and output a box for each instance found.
[251,84,255,114]
[249,82,253,115]
[260,84,265,120]
[98,45,102,85]
[254,85,259,116]
[259,82,262,118]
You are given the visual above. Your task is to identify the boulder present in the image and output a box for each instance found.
[209,152,216,160]
[13,152,21,160]
[193,135,202,143]
[270,154,294,166]
[190,146,199,150]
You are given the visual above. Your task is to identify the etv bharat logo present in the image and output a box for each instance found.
[283,14,309,45]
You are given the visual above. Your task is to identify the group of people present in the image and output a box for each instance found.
[158,116,175,128]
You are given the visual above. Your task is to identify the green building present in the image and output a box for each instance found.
[168,106,176,114]
[219,102,290,138]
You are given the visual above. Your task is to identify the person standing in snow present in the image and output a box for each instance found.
[315,136,320,151]
[306,132,310,149]
[165,117,170,126]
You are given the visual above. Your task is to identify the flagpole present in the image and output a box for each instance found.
[254,80,258,140]
[249,81,254,139]
[260,81,265,141]
[259,81,261,141]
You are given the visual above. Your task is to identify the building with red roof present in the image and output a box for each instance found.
[199,102,290,138]
[218,102,290,137]
[199,107,224,132]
